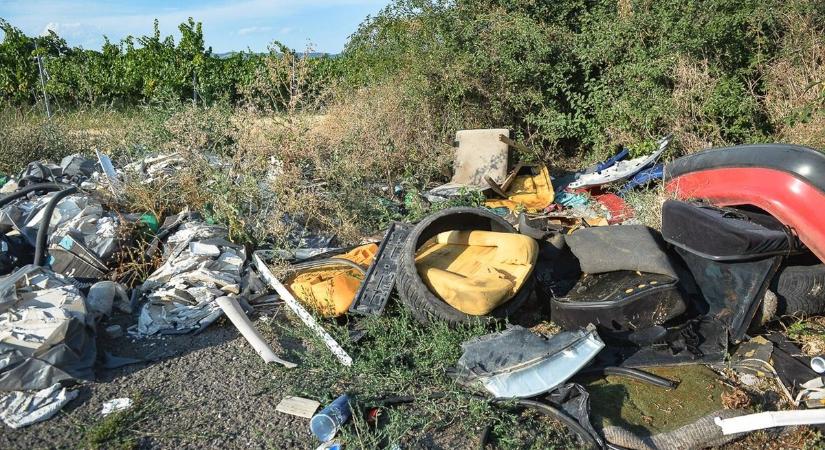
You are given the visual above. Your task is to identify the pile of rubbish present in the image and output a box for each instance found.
[2,138,825,450]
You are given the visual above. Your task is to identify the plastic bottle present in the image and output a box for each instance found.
[310,394,352,442]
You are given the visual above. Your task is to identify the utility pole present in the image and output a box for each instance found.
[35,53,52,119]
[192,69,197,106]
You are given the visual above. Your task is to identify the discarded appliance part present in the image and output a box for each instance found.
[254,252,353,366]
[665,143,825,264]
[0,265,96,391]
[567,135,671,189]
[414,230,538,316]
[0,384,78,429]
[288,244,378,317]
[566,225,678,278]
[618,163,664,195]
[215,296,296,368]
[812,357,825,374]
[604,409,746,450]
[715,409,825,435]
[349,222,412,316]
[101,398,133,416]
[396,207,533,325]
[310,394,352,442]
[484,165,555,213]
[276,396,321,418]
[453,326,604,398]
[426,129,509,199]
[551,271,686,337]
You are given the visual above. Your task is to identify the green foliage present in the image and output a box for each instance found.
[340,0,825,156]
[0,18,335,111]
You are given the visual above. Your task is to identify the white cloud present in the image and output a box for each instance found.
[237,26,273,36]
[279,27,293,35]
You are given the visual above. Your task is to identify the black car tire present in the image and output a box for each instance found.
[396,207,533,326]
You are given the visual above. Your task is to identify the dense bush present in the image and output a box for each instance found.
[340,0,825,156]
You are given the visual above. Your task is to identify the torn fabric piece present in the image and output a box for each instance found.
[0,383,78,429]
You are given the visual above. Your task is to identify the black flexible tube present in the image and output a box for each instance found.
[0,182,70,208]
[602,367,676,389]
[497,398,601,449]
[289,257,367,274]
[34,186,78,266]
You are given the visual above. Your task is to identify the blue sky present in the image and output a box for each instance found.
[0,0,391,53]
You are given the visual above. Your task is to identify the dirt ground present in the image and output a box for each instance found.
[1,315,318,449]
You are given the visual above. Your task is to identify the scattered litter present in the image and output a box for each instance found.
[453,325,604,398]
[310,394,352,442]
[276,396,321,418]
[215,296,296,368]
[813,356,825,374]
[0,383,78,429]
[137,220,245,336]
[101,398,133,416]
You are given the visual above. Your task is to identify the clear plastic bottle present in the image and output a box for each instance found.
[310,394,352,442]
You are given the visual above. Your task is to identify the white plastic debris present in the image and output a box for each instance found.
[101,398,133,416]
[0,384,78,429]
[715,409,825,435]
[216,296,296,368]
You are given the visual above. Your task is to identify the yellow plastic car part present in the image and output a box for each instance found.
[485,165,554,212]
[415,230,538,315]
[287,243,378,317]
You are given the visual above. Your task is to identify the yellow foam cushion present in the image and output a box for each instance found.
[288,243,378,317]
[415,230,538,315]
[485,165,554,212]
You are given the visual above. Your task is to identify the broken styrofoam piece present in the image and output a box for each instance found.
[101,398,133,416]
[215,296,296,368]
[715,409,825,435]
[0,384,78,429]
[253,252,353,367]
[276,396,321,418]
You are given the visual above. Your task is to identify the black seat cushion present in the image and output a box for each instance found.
[662,200,801,260]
